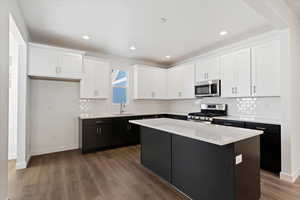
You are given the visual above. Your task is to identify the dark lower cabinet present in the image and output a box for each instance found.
[212,119,281,174]
[140,127,172,182]
[81,120,113,153]
[164,114,188,120]
[80,114,187,154]
[213,119,245,128]
[112,119,128,147]
[245,122,281,174]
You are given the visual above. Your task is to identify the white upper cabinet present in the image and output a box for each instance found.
[28,43,84,80]
[167,63,195,99]
[221,48,251,98]
[80,58,110,99]
[134,65,167,99]
[251,40,280,97]
[195,56,220,84]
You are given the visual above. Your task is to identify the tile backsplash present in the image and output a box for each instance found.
[168,97,281,119]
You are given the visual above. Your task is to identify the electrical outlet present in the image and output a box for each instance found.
[235,154,243,165]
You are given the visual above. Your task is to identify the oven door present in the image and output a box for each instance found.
[195,80,220,97]
[195,84,211,97]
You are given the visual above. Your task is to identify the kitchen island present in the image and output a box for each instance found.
[130,118,263,200]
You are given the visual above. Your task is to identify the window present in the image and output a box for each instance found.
[112,69,128,104]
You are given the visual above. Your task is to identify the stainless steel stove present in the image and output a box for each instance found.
[187,104,227,123]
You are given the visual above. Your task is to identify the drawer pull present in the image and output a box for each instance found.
[95,120,103,124]
[256,127,267,131]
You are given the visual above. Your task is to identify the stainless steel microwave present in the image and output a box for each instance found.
[195,80,221,97]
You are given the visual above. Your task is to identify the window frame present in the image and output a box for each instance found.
[111,69,129,105]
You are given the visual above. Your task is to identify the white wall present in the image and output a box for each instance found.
[8,32,19,160]
[29,57,168,156]
[0,0,29,199]
[30,80,80,155]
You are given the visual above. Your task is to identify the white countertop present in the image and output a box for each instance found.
[130,118,263,146]
[213,115,281,125]
[79,112,188,119]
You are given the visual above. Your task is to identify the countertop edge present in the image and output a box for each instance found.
[129,119,263,146]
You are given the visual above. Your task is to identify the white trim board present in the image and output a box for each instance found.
[16,154,31,170]
[30,145,79,156]
[280,170,300,183]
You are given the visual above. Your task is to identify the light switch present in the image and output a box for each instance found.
[235,154,243,165]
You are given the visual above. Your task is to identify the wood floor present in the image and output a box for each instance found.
[8,146,300,200]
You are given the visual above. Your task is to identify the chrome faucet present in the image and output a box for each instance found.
[120,103,126,114]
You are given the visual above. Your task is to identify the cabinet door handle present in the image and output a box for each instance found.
[96,127,99,133]
[99,127,102,134]
[235,87,238,94]
[56,66,61,73]
[232,87,234,94]
[256,127,267,131]
[253,85,256,95]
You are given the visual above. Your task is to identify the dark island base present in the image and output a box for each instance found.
[140,126,260,200]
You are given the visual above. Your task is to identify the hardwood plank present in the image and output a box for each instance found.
[8,146,300,200]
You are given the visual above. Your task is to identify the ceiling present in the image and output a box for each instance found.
[285,0,300,19]
[18,0,272,65]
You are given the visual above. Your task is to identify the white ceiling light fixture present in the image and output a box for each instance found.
[165,55,171,59]
[219,30,228,36]
[82,35,91,40]
[160,17,168,23]
[129,46,136,51]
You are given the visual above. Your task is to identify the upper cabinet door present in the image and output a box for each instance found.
[221,52,237,98]
[252,40,280,97]
[28,45,58,77]
[195,57,220,84]
[168,63,195,99]
[28,43,84,80]
[167,67,179,99]
[221,48,251,98]
[153,68,167,99]
[58,52,83,79]
[134,65,167,99]
[180,63,195,99]
[235,48,251,97]
[80,58,109,99]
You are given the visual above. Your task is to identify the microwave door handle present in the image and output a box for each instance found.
[208,84,212,95]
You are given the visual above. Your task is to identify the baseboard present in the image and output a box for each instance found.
[280,169,300,183]
[16,160,27,170]
[14,154,31,170]
[30,145,79,156]
[8,153,17,161]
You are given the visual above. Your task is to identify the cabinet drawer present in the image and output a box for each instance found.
[213,119,245,128]
[83,118,113,126]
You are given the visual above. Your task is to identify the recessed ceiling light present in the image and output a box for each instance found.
[160,17,168,23]
[165,55,171,59]
[130,46,136,51]
[219,30,228,36]
[82,35,91,40]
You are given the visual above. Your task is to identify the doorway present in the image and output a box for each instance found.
[8,14,28,169]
